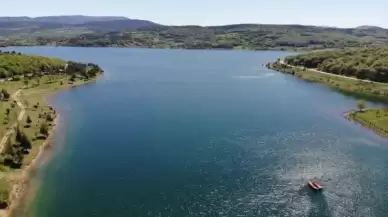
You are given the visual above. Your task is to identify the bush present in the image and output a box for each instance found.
[40,123,49,137]
[357,100,366,111]
[46,114,54,122]
[26,116,32,127]
[0,89,10,101]
[0,190,9,209]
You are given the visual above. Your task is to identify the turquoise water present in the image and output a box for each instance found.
[8,47,388,217]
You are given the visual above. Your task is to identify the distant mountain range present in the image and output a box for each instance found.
[1,15,388,50]
[0,15,130,24]
[0,15,160,37]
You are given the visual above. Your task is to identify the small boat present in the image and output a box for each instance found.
[308,181,323,191]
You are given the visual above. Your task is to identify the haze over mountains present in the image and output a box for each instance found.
[0,15,130,24]
[0,15,159,36]
[1,15,388,50]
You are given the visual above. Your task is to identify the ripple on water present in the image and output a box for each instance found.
[193,129,386,217]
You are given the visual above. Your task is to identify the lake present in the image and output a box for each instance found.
[7,47,388,217]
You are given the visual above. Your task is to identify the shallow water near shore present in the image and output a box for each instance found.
[6,47,388,217]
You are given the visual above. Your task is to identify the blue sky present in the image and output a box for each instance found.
[2,0,387,28]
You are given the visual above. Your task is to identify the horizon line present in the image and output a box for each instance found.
[0,15,385,29]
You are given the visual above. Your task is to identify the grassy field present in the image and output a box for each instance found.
[348,109,388,137]
[0,74,100,208]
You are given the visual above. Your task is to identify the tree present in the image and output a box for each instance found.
[69,74,76,82]
[357,100,366,112]
[14,127,32,150]
[0,70,6,79]
[46,114,54,122]
[33,102,40,109]
[1,89,10,101]
[19,133,31,150]
[15,126,22,143]
[26,116,32,125]
[87,67,101,77]
[40,123,49,137]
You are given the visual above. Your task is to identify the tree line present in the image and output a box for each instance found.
[2,126,31,168]
[20,24,388,51]
[285,48,388,82]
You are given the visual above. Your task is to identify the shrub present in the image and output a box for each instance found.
[46,114,54,122]
[26,116,32,125]
[40,123,49,137]
[1,89,10,100]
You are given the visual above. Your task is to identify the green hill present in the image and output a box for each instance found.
[285,48,388,82]
[0,51,65,78]
[0,51,104,79]
[30,24,388,50]
[0,16,159,38]
[1,16,388,50]
[0,15,129,24]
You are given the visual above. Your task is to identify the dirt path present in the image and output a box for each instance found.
[279,60,377,83]
[0,90,25,153]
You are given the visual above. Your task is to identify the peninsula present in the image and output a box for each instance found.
[0,50,103,216]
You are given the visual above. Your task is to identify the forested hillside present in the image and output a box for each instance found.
[0,50,103,79]
[1,15,388,50]
[31,24,388,50]
[0,51,64,78]
[285,48,388,82]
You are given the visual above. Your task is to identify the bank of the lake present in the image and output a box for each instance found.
[6,47,388,217]
[0,75,102,217]
[267,61,388,101]
[267,52,388,138]
[0,51,103,217]
[347,109,388,138]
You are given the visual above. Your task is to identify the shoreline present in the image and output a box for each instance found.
[3,44,336,52]
[5,115,59,217]
[347,110,388,138]
[2,76,102,217]
[266,61,388,103]
[267,61,388,138]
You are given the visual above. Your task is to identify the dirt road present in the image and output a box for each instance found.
[0,90,25,153]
